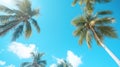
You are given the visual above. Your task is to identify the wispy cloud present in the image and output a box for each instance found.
[50,50,82,67]
[8,42,36,59]
[0,60,6,66]
[67,50,82,67]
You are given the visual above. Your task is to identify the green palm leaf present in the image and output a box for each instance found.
[95,17,115,25]
[97,10,112,15]
[31,18,40,33]
[96,26,117,38]
[78,30,87,44]
[72,16,86,26]
[0,15,19,23]
[16,0,32,14]
[25,21,32,38]
[96,0,111,3]
[86,31,92,48]
[0,5,15,14]
[21,62,32,67]
[73,26,84,36]
[12,24,23,41]
[0,20,20,36]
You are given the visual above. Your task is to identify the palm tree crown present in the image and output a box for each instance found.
[56,59,73,67]
[21,52,46,67]
[0,0,40,41]
[72,10,117,48]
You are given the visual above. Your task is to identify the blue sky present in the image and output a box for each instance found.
[0,0,120,67]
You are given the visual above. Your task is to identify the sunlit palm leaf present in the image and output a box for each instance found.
[12,24,23,41]
[79,30,87,44]
[16,0,32,15]
[95,17,115,25]
[72,16,86,26]
[86,31,92,48]
[31,18,40,33]
[25,21,32,38]
[96,26,117,38]
[73,26,84,36]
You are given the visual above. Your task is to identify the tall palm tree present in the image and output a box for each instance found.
[72,1,120,66]
[0,0,40,41]
[21,52,46,67]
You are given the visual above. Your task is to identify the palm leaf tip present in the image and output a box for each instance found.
[25,21,32,38]
[72,0,78,6]
[31,19,40,33]
[86,31,92,48]
[97,10,112,15]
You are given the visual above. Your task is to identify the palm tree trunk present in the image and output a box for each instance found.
[90,26,120,66]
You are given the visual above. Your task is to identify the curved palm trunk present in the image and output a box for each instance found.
[90,26,120,66]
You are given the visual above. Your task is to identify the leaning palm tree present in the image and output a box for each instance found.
[72,3,120,67]
[0,0,40,41]
[21,52,46,67]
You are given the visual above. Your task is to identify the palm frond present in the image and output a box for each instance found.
[95,17,115,25]
[72,16,86,26]
[96,26,117,38]
[16,0,32,15]
[31,18,40,33]
[86,31,92,48]
[0,20,20,36]
[73,26,84,36]
[31,8,39,17]
[78,30,87,44]
[72,0,79,6]
[0,15,20,24]
[96,0,111,3]
[0,5,15,14]
[21,62,32,67]
[97,10,112,15]
[12,24,24,41]
[85,0,94,15]
[25,21,32,38]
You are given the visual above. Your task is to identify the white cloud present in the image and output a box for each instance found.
[0,60,6,66]
[8,42,36,59]
[50,64,56,67]
[67,51,82,67]
[5,64,15,67]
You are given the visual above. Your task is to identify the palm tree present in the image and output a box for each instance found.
[21,52,46,67]
[72,1,120,66]
[55,59,73,67]
[0,0,40,41]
